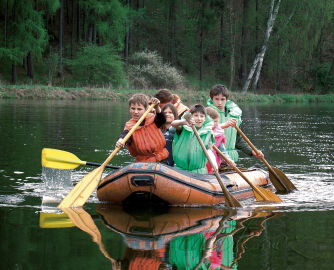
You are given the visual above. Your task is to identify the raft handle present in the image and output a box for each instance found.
[131,175,155,186]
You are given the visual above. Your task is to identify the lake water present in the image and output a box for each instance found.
[0,99,333,269]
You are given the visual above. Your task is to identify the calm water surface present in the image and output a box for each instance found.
[0,99,333,270]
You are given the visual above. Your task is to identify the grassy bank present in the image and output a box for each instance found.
[1,84,334,104]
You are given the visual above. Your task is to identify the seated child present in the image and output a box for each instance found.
[154,88,189,117]
[207,84,264,162]
[160,104,178,166]
[171,104,214,174]
[116,93,169,163]
[205,107,235,173]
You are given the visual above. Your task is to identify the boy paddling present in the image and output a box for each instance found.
[171,104,214,174]
[207,84,264,162]
[116,93,169,163]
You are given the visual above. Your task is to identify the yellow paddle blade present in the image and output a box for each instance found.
[39,212,75,228]
[271,167,297,190]
[58,166,104,208]
[253,186,282,202]
[42,148,86,170]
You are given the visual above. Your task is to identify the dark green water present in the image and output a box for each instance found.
[0,99,333,270]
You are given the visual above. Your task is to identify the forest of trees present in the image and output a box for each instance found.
[1,0,334,93]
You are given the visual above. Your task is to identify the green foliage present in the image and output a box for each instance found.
[0,0,48,64]
[79,0,127,50]
[65,45,127,87]
[46,50,59,85]
[128,50,184,89]
[313,63,334,93]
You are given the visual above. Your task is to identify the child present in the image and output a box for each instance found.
[205,107,235,173]
[207,84,264,162]
[171,104,214,174]
[160,104,178,166]
[116,93,169,163]
[154,88,189,117]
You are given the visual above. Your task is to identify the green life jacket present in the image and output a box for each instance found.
[207,98,242,162]
[172,113,214,174]
[169,234,209,270]
[221,220,237,268]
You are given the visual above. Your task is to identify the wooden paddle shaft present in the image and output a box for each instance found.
[234,125,271,167]
[189,123,241,207]
[234,125,289,189]
[57,103,156,208]
[212,145,267,198]
[101,103,155,168]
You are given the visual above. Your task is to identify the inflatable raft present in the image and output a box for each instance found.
[97,162,272,206]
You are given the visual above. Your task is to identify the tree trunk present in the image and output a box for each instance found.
[275,37,281,93]
[219,14,224,64]
[71,0,75,58]
[255,0,259,54]
[242,0,281,93]
[199,4,204,82]
[4,0,8,47]
[82,8,86,41]
[59,0,64,78]
[252,0,281,91]
[77,1,80,42]
[241,0,249,83]
[229,2,236,89]
[27,51,34,79]
[168,0,176,65]
[124,0,131,68]
[88,24,93,43]
[12,64,17,84]
[124,29,130,67]
[65,0,70,24]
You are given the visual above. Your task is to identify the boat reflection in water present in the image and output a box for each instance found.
[97,205,281,270]
[40,204,282,269]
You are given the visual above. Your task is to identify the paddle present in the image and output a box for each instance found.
[57,103,156,208]
[213,145,282,203]
[61,207,116,265]
[184,114,241,207]
[234,125,296,193]
[41,148,120,170]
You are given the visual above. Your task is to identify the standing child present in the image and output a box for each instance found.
[205,107,235,173]
[171,104,214,174]
[160,104,178,166]
[207,84,264,162]
[116,93,169,163]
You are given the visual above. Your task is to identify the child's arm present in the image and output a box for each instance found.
[220,118,237,129]
[116,129,131,148]
[149,97,161,113]
[171,119,187,128]
[171,116,194,131]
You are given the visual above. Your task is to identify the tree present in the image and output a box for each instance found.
[242,0,281,93]
[0,0,51,83]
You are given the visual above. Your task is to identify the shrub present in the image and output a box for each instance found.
[65,45,127,87]
[128,50,184,89]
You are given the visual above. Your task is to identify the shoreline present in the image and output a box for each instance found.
[1,84,333,103]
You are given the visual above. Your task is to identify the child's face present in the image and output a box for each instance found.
[192,112,206,128]
[213,117,219,127]
[212,94,227,111]
[163,107,175,124]
[129,102,146,121]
